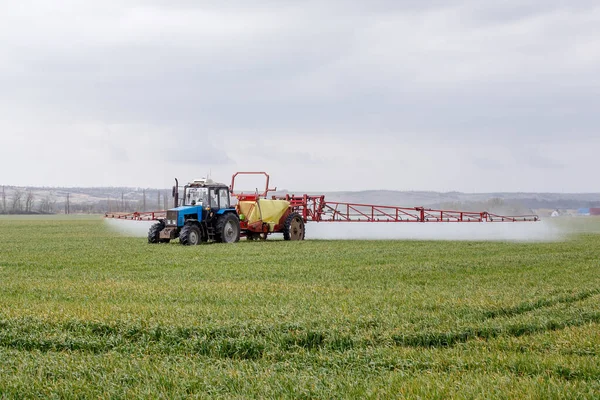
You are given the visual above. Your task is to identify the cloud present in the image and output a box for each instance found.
[471,157,505,171]
[163,141,234,166]
[0,1,599,191]
[512,147,566,170]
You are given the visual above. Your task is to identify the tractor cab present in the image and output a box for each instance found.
[182,178,231,210]
[147,178,240,245]
[167,178,231,226]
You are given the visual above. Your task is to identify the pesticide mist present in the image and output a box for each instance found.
[307,220,564,242]
[104,219,155,237]
[105,218,566,242]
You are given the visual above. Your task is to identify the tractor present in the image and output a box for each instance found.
[147,178,240,245]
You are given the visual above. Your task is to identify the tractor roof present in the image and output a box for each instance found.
[187,178,228,188]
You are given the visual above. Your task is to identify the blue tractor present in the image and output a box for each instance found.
[148,178,240,245]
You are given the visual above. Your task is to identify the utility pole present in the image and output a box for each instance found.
[157,191,161,210]
[1,185,5,214]
[65,193,70,215]
[121,192,124,212]
[142,189,146,212]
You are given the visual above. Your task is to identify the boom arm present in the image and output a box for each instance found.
[274,194,538,223]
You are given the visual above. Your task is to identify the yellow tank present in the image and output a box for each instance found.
[237,199,290,232]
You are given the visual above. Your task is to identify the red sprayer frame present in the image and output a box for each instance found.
[105,171,539,223]
[230,171,276,199]
[104,211,166,221]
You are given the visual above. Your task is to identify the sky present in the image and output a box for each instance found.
[1,0,599,193]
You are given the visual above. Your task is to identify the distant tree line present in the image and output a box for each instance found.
[0,187,53,214]
[0,185,171,215]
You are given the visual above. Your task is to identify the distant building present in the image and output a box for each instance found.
[578,208,590,216]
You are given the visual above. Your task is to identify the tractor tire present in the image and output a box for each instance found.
[283,212,305,241]
[215,213,240,243]
[148,221,164,244]
[179,223,201,245]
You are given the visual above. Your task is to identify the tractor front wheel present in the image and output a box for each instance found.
[283,212,305,241]
[148,221,164,244]
[180,223,201,245]
[216,213,240,243]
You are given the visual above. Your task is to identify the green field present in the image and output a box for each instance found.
[1,216,599,398]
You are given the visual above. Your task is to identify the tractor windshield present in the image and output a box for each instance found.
[184,187,209,206]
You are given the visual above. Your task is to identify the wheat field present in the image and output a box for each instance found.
[0,215,599,398]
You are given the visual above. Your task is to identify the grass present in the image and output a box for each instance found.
[0,215,599,398]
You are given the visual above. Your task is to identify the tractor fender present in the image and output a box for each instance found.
[215,208,238,216]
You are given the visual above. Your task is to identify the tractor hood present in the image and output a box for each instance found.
[171,206,203,212]
[167,205,205,226]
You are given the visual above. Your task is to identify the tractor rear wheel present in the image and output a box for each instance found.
[283,212,305,241]
[216,213,240,243]
[148,221,164,244]
[180,223,201,245]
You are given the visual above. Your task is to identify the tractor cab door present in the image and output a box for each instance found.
[218,188,231,209]
[208,187,231,210]
[209,188,218,209]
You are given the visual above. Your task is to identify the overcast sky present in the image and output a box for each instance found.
[1,1,598,192]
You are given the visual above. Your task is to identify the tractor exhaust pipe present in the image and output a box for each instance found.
[173,178,179,208]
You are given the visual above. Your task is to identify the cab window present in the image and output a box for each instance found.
[219,189,230,209]
[209,189,219,209]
